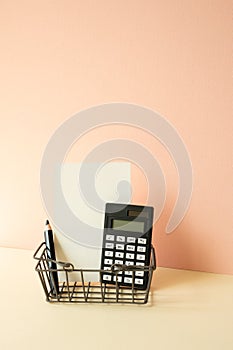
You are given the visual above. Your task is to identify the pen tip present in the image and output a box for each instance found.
[45,219,49,225]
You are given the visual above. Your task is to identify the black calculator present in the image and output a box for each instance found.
[100,203,154,290]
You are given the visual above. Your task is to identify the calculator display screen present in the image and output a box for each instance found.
[112,219,144,233]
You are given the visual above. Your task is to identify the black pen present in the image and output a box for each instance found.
[44,220,59,296]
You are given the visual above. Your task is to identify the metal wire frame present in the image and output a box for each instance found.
[33,242,156,304]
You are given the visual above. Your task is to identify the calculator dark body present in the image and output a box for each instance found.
[100,203,154,290]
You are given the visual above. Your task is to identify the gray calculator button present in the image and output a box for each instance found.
[103,275,112,281]
[106,235,114,241]
[115,252,124,258]
[126,253,135,260]
[126,245,135,251]
[138,238,147,244]
[135,271,144,276]
[136,262,144,266]
[110,268,123,275]
[103,266,111,271]
[117,236,125,242]
[116,244,124,250]
[113,276,122,282]
[104,258,113,265]
[127,237,136,243]
[105,242,114,249]
[135,278,143,285]
[115,259,123,265]
[124,277,132,284]
[136,254,145,261]
[124,271,133,276]
[105,251,113,257]
[125,261,134,266]
[137,246,146,252]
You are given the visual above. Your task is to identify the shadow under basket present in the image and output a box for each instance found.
[33,242,156,305]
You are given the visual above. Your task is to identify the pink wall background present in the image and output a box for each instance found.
[0,1,232,274]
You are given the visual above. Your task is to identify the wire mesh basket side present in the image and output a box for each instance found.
[33,242,156,304]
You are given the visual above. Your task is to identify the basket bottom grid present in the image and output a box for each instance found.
[47,282,149,304]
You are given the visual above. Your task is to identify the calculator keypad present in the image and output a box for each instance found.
[101,234,149,289]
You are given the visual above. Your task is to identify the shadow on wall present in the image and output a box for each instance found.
[150,218,215,291]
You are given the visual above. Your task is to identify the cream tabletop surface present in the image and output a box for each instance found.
[0,246,232,350]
